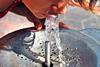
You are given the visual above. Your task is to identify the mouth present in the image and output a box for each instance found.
[34,9,58,19]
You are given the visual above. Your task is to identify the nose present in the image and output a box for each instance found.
[49,0,67,14]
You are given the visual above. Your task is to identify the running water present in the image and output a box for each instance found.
[45,15,66,67]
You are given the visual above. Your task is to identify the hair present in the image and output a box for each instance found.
[67,0,97,12]
[78,0,97,10]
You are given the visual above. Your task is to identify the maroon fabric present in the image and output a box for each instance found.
[0,0,20,18]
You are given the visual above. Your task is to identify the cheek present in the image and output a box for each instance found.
[23,0,48,10]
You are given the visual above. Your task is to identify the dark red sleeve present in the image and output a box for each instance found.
[0,0,20,18]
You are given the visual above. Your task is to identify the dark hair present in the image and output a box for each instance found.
[77,0,97,10]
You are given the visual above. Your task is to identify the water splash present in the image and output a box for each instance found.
[45,15,65,67]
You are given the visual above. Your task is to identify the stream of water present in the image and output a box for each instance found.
[45,15,66,67]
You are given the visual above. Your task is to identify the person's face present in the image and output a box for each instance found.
[22,0,67,19]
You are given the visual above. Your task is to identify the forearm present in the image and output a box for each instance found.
[0,0,14,12]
